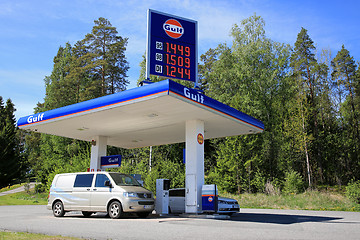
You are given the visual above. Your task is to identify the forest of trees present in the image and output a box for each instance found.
[199,15,360,193]
[2,15,360,194]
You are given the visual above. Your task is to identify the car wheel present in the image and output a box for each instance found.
[108,201,122,219]
[53,201,65,217]
[82,211,93,217]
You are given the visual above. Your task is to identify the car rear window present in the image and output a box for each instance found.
[74,174,94,187]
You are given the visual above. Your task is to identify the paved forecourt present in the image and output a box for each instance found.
[1,205,360,240]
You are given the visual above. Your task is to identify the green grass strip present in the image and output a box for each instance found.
[223,190,360,212]
[0,230,81,240]
[0,192,47,206]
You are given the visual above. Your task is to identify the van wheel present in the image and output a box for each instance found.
[82,211,93,217]
[108,201,122,219]
[53,201,65,217]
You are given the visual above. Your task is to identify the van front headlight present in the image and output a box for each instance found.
[123,192,138,198]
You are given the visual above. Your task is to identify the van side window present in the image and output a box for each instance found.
[95,174,110,187]
[74,174,94,187]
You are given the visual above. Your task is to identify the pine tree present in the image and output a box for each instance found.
[83,17,129,95]
[331,45,359,139]
[331,45,360,179]
[43,43,74,110]
[0,97,24,188]
[289,28,330,186]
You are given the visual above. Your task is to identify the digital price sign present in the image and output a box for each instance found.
[146,9,198,84]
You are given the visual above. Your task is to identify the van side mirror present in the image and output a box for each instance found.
[104,180,112,188]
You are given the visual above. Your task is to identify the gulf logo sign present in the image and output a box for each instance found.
[163,19,184,39]
[197,133,204,145]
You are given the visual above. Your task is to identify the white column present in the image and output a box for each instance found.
[90,136,107,172]
[185,120,204,213]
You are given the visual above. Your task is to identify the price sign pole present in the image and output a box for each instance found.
[146,9,198,87]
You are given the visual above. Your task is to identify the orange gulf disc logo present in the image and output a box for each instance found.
[163,19,184,39]
[208,196,213,202]
[197,133,204,145]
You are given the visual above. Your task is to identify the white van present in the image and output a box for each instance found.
[47,172,154,219]
[168,188,240,215]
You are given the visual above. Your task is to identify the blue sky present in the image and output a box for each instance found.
[1,0,359,120]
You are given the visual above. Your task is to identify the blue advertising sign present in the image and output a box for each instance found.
[100,155,122,169]
[146,9,198,85]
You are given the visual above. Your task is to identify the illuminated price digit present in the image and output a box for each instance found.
[185,69,190,79]
[166,65,170,76]
[178,67,184,78]
[178,56,183,67]
[170,55,176,65]
[166,65,176,77]
[185,46,190,57]
[170,66,176,77]
[171,43,176,54]
[185,58,190,68]
[178,45,184,55]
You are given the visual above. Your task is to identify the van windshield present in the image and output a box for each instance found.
[109,173,141,186]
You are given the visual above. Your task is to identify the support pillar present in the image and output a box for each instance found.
[185,120,204,213]
[90,136,107,172]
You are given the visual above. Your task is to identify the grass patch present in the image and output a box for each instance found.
[0,230,81,240]
[223,190,360,212]
[0,184,25,193]
[0,191,47,206]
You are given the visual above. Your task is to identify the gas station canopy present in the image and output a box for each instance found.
[17,80,264,148]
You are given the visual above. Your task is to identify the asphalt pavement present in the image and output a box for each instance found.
[0,205,360,240]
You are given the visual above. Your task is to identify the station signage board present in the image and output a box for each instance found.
[146,9,198,84]
[100,155,122,169]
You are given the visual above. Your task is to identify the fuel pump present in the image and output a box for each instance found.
[155,179,170,215]
[202,184,218,213]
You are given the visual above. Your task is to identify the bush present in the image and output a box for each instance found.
[346,180,360,204]
[35,183,45,193]
[23,183,30,193]
[265,180,280,195]
[251,171,266,193]
[283,170,304,194]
